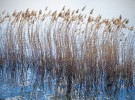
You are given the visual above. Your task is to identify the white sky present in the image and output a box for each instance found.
[0,0,135,26]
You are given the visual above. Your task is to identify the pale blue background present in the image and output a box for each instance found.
[0,0,135,26]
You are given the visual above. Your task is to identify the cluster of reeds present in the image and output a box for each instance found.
[0,6,135,98]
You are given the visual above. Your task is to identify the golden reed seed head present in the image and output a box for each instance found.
[88,16,93,23]
[1,6,133,34]
[39,10,42,15]
[65,10,70,17]
[22,13,25,18]
[58,12,62,18]
[90,9,94,15]
[122,19,127,24]
[62,6,65,11]
[81,6,86,11]
[94,15,101,22]
[71,10,75,15]
[12,10,17,17]
[52,10,57,17]
[76,9,79,13]
[26,8,29,13]
[125,19,129,24]
[119,15,122,20]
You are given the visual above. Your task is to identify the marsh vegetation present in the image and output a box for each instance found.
[0,6,135,99]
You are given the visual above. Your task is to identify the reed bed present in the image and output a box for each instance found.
[0,6,135,99]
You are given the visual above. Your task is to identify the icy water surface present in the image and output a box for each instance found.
[0,65,135,100]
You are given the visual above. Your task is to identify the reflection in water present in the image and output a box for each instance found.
[0,64,135,100]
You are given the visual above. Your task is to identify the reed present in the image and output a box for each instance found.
[0,7,135,98]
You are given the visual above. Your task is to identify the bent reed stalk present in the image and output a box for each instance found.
[0,6,135,98]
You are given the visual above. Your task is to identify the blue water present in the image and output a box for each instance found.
[0,66,135,100]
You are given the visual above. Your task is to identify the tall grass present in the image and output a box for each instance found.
[0,6,135,98]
